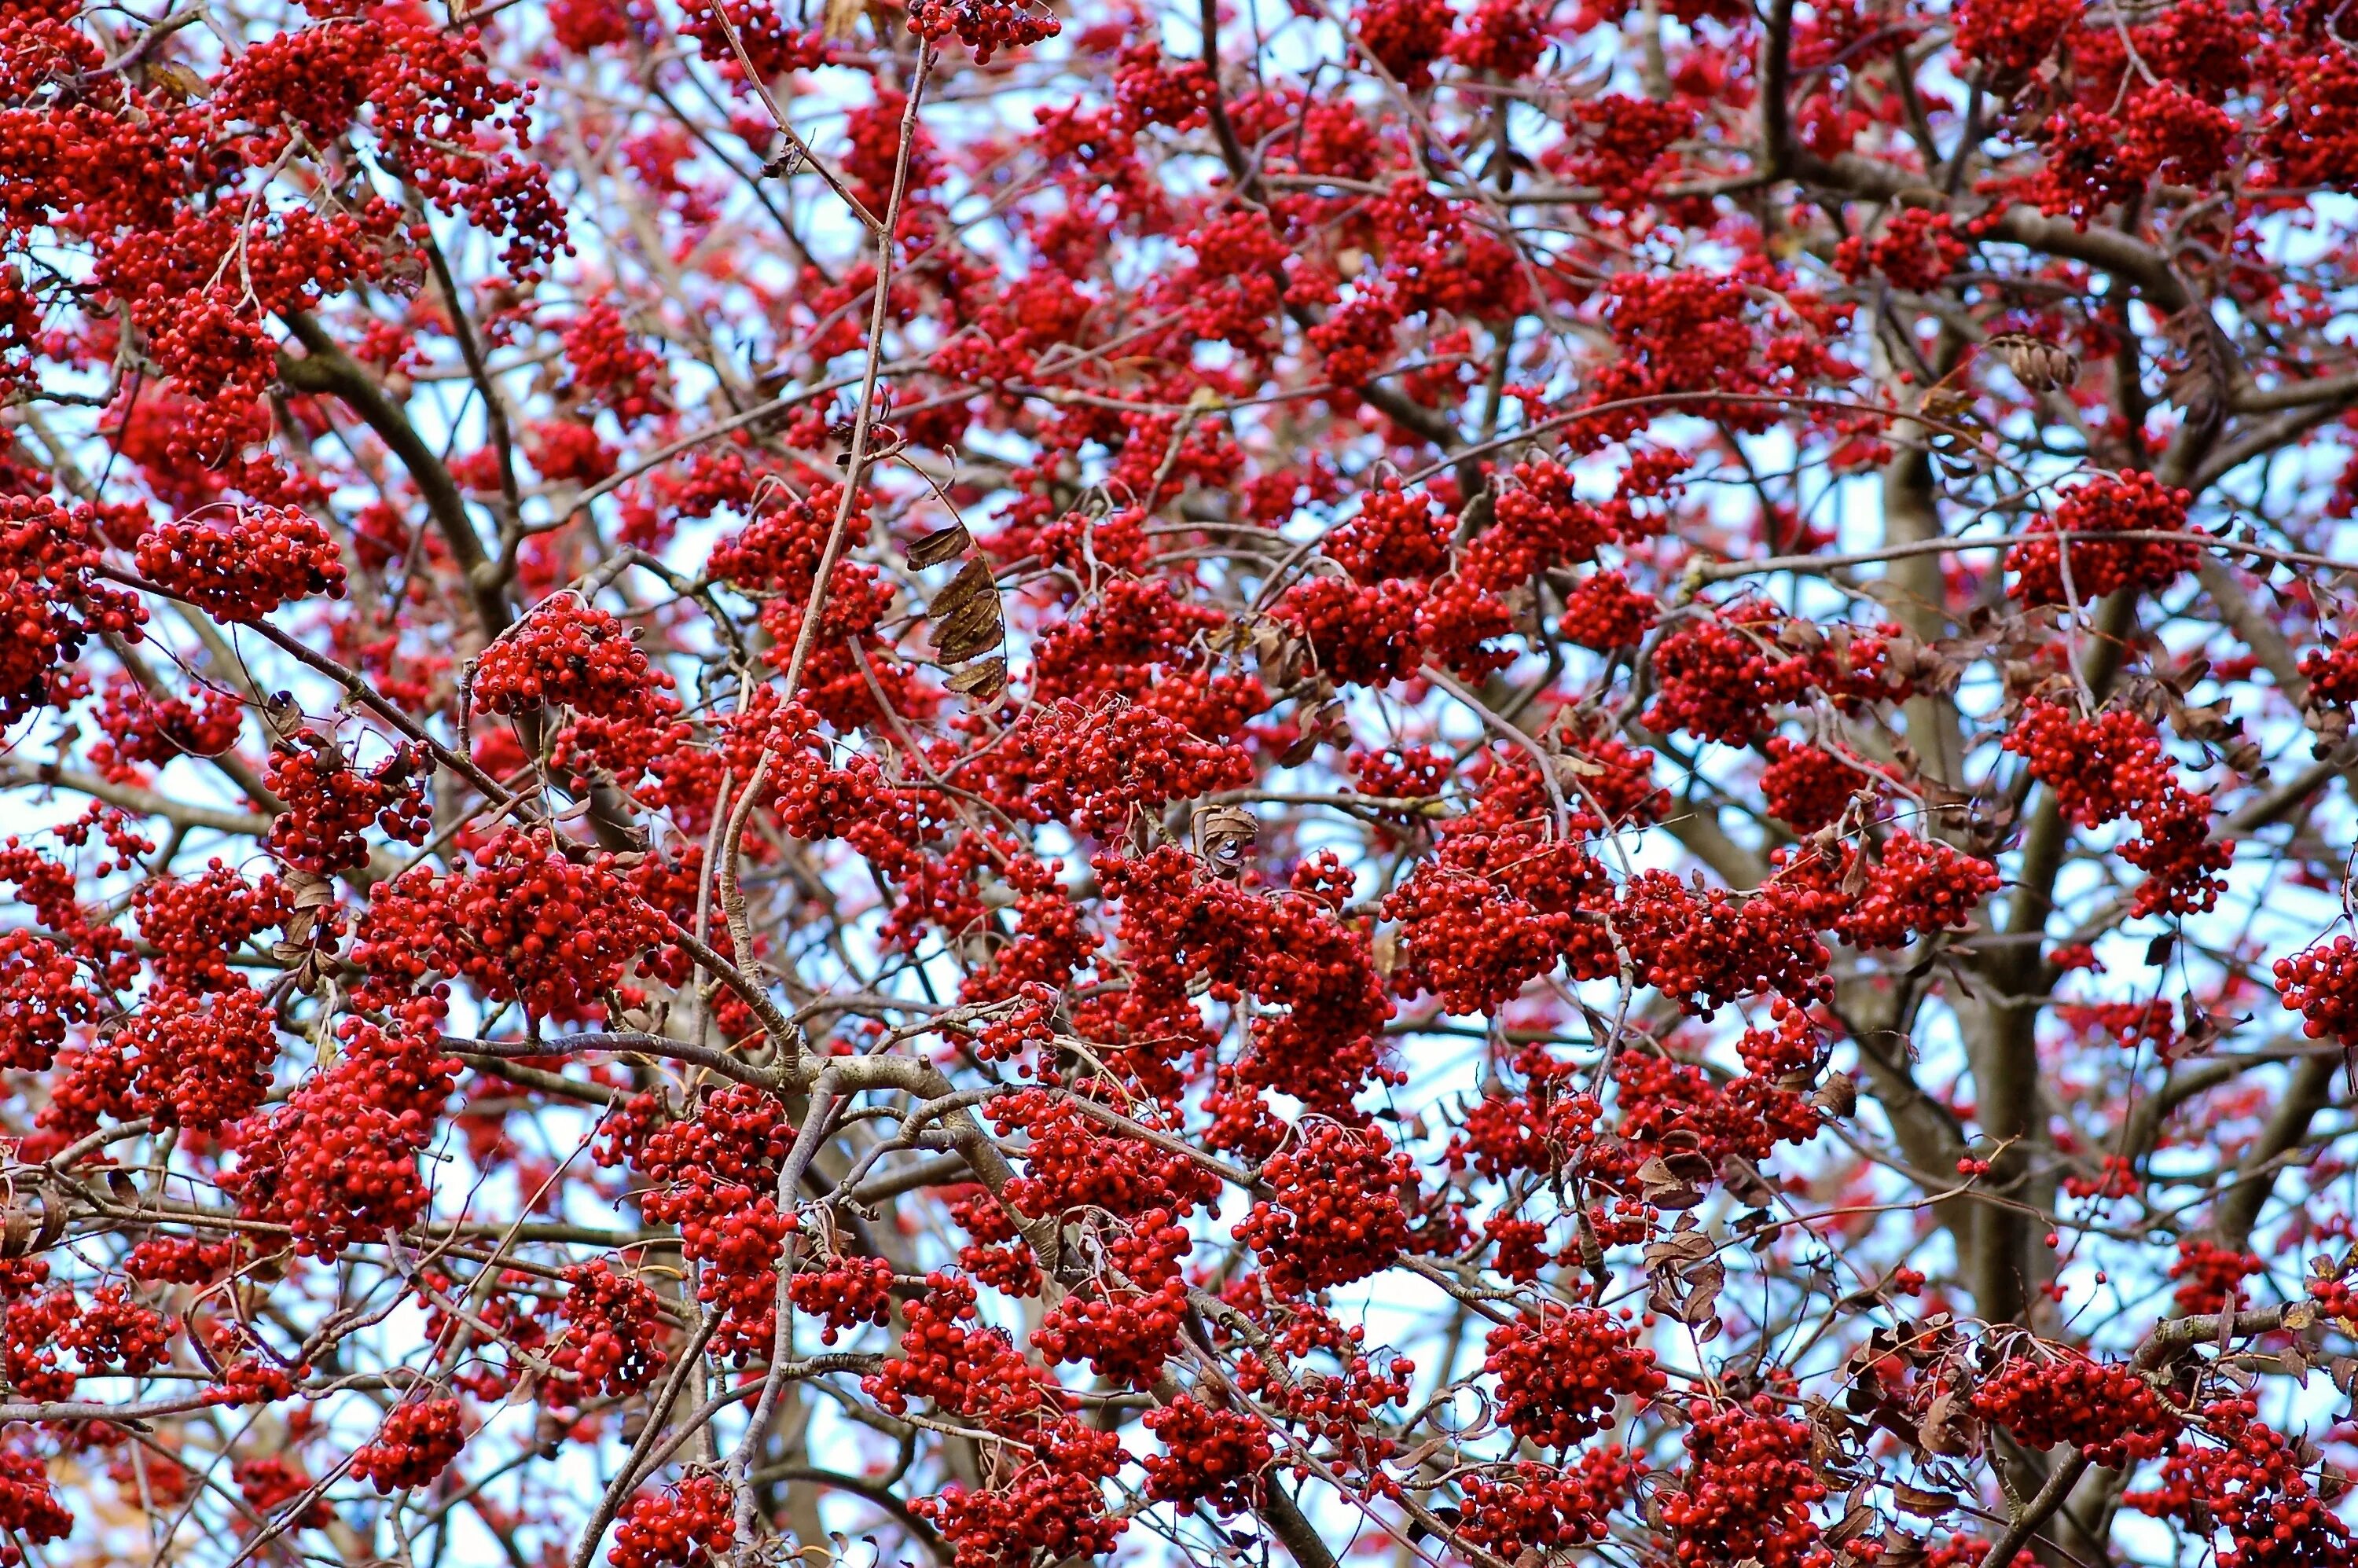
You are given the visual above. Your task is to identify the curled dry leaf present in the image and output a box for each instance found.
[1985,332,2081,392]
[1193,803,1258,877]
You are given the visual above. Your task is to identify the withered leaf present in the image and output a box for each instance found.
[945,657,1008,701]
[907,523,972,570]
[1893,1484,1956,1518]
[1828,1504,1880,1548]
[1193,804,1258,877]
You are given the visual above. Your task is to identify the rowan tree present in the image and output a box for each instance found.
[3,0,2358,1563]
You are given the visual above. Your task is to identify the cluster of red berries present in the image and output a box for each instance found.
[265,736,431,877]
[1558,568,1658,652]
[1617,870,1834,1017]
[1000,697,1253,836]
[2128,1398,2353,1568]
[0,931,94,1075]
[57,1284,171,1378]
[117,981,277,1133]
[0,495,143,728]
[2006,472,2198,607]
[1274,575,1424,686]
[1971,1355,2180,1467]
[1458,1449,1646,1555]
[2279,933,2358,1043]
[351,1397,466,1493]
[90,673,242,781]
[1760,738,1866,832]
[2168,1237,2261,1313]
[1658,1397,1829,1568]
[232,1455,329,1530]
[906,0,1059,61]
[134,506,346,622]
[473,595,678,722]
[554,1262,671,1398]
[357,829,669,1020]
[223,1013,457,1261]
[1486,1305,1667,1449]
[1647,601,1904,744]
[1141,1395,1273,1515]
[1233,1122,1414,1291]
[609,1474,734,1568]
[789,1254,896,1343]
[134,865,292,994]
[2004,702,2231,916]
[0,1451,72,1550]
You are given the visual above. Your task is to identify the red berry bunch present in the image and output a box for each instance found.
[117,981,278,1133]
[0,494,144,728]
[2004,702,2230,915]
[90,673,242,781]
[2298,630,2358,708]
[1353,0,1456,87]
[233,1456,330,1530]
[1446,0,1544,75]
[1558,568,1658,652]
[472,595,677,722]
[1616,870,1833,1016]
[1233,1122,1414,1291]
[1324,479,1451,584]
[58,1284,171,1377]
[134,864,293,994]
[609,1474,733,1568]
[1273,575,1425,686]
[1760,737,1866,832]
[1658,1397,1829,1568]
[2169,1237,2261,1313]
[2128,1398,2353,1568]
[905,0,1060,61]
[2277,934,2358,1043]
[789,1254,896,1344]
[2005,472,2198,607]
[1458,1449,1646,1555]
[0,931,95,1074]
[1647,602,1902,744]
[357,829,670,1019]
[223,1015,457,1261]
[1467,458,1611,590]
[1824,832,2003,951]
[264,736,430,877]
[1383,860,1574,1013]
[554,1261,671,1398]
[913,1463,1125,1568]
[1971,1355,2180,1467]
[134,505,346,622]
[1141,1396,1273,1515]
[0,1451,72,1548]
[560,300,663,424]
[1001,696,1254,837]
[1485,1305,1668,1449]
[351,1397,465,1493]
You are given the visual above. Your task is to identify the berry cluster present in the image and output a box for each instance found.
[351,1397,466,1493]
[1141,1396,1273,1515]
[907,0,1060,61]
[554,1262,671,1398]
[472,595,678,722]
[1485,1305,1667,1449]
[609,1474,733,1568]
[2006,472,2198,607]
[134,506,346,622]
[1658,1397,1828,1568]
[357,829,670,1020]
[1971,1355,2180,1467]
[1233,1122,1414,1291]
